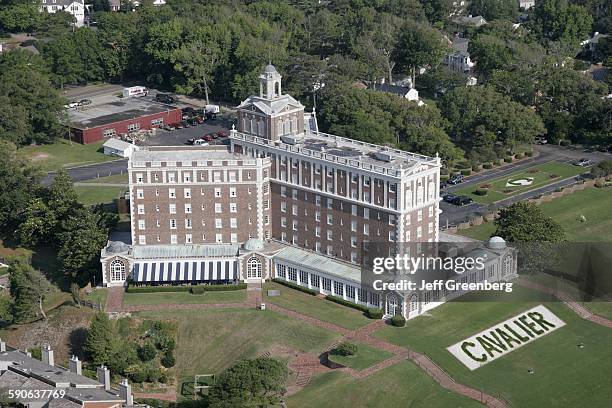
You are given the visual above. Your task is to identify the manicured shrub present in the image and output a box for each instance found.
[367,308,384,319]
[155,334,176,353]
[127,283,246,293]
[482,163,493,169]
[130,369,147,383]
[390,315,406,327]
[190,286,206,294]
[332,342,357,356]
[201,283,247,291]
[504,156,513,163]
[474,188,488,196]
[146,367,161,383]
[460,169,471,176]
[272,278,318,295]
[138,343,157,362]
[326,295,369,312]
[161,351,176,368]
[159,372,169,384]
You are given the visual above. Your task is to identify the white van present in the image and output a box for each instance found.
[123,86,148,98]
[205,104,220,114]
[193,139,209,146]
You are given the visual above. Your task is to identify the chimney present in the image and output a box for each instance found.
[0,338,6,353]
[97,365,111,391]
[69,355,82,375]
[118,379,133,405]
[42,345,54,366]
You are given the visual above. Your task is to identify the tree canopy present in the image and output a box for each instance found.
[494,202,565,242]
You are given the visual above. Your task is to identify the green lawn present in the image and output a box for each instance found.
[123,290,246,305]
[328,342,393,370]
[458,187,612,241]
[84,287,108,307]
[373,287,612,407]
[75,186,125,206]
[263,282,371,330]
[135,308,339,396]
[83,173,129,184]
[19,139,117,172]
[454,162,586,204]
[289,361,481,408]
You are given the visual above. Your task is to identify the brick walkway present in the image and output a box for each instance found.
[105,287,126,312]
[517,278,612,328]
[132,390,177,402]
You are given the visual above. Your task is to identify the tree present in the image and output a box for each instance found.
[494,202,565,242]
[591,160,612,177]
[47,169,79,223]
[0,3,41,33]
[138,342,157,362]
[208,358,288,407]
[468,0,517,21]
[529,0,593,46]
[92,0,110,12]
[85,312,117,366]
[70,282,81,308]
[9,260,52,323]
[16,198,56,248]
[419,0,456,24]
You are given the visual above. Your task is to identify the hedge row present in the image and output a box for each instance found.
[326,295,369,313]
[367,308,384,319]
[272,278,318,295]
[126,283,246,293]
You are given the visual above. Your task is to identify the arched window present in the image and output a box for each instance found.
[409,294,418,312]
[502,255,513,276]
[246,256,262,279]
[387,294,398,316]
[110,259,126,282]
[274,81,280,97]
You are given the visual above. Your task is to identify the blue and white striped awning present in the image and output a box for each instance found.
[131,260,238,282]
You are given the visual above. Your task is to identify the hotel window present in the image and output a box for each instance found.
[183,173,191,182]
[214,188,221,198]
[185,219,192,229]
[281,217,287,228]
[333,281,344,297]
[215,203,222,213]
[389,215,396,226]
[247,171,252,179]
[292,204,298,215]
[155,205,160,212]
[185,204,192,213]
[351,251,358,263]
[363,208,369,219]
[428,206,434,217]
[326,245,333,255]
[277,264,286,279]
[170,235,177,244]
[215,219,222,229]
[315,211,321,222]
[136,189,144,199]
[230,233,238,243]
[315,195,321,206]
[351,174,358,183]
[315,226,321,237]
[315,166,321,175]
[327,199,333,209]
[281,186,287,197]
[230,218,237,228]
[264,215,269,225]
[169,203,176,214]
[156,220,160,227]
[346,285,355,299]
[229,203,237,213]
[288,267,297,282]
[370,292,380,307]
[300,271,308,284]
[322,277,331,291]
[327,230,333,241]
[406,231,411,241]
[186,234,193,244]
[137,204,145,214]
[281,202,287,213]
[213,172,222,182]
[263,200,269,210]
[389,231,395,242]
[327,214,333,225]
[168,173,176,183]
[315,241,321,252]
[417,210,423,222]
[215,234,223,243]
[351,220,357,232]
[364,178,371,187]
[138,235,146,245]
[311,274,320,288]
[358,288,367,303]
[364,224,369,235]
[155,189,159,196]
[351,205,357,216]
[281,232,287,241]
[351,236,357,248]
[428,222,434,234]
[202,233,206,241]
[138,220,145,230]
[406,214,411,225]
[136,173,144,183]
[263,184,269,194]
[170,219,177,229]
[389,183,396,193]
[292,220,298,231]
[417,226,422,238]
[230,187,236,197]
[248,218,252,225]
[154,174,159,181]
[229,172,237,182]
[351,188,358,199]
[169,188,176,198]
[292,190,298,200]
[184,188,191,198]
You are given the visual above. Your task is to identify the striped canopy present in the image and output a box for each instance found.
[131,260,238,282]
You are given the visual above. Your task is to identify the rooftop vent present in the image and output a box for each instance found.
[280,135,302,145]
[373,151,394,162]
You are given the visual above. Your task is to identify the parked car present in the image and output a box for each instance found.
[162,124,176,131]
[156,93,176,104]
[203,134,214,142]
[573,158,592,167]
[442,194,458,203]
[175,122,185,129]
[193,139,209,146]
[451,196,473,206]
[217,130,228,138]
[181,120,190,128]
[64,101,79,109]
[535,137,548,145]
[447,174,465,185]
[77,99,92,106]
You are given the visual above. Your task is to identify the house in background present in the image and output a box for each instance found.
[103,138,140,158]
[444,36,475,73]
[453,15,487,28]
[40,0,91,27]
[367,83,425,106]
[519,0,535,10]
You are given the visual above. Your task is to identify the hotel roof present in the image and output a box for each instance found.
[130,146,253,164]
[274,246,362,283]
[132,244,241,259]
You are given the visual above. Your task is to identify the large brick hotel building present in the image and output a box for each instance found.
[100,65,516,319]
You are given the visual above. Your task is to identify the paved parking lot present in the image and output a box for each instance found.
[144,116,234,147]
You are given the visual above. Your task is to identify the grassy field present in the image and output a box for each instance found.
[19,139,117,172]
[328,342,393,370]
[454,162,586,204]
[84,287,108,307]
[289,361,482,408]
[135,308,340,396]
[263,281,371,330]
[123,290,246,305]
[84,173,129,184]
[459,187,612,241]
[373,287,612,407]
[75,186,125,206]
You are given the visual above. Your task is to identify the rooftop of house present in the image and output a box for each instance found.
[366,82,412,97]
[103,138,137,151]
[68,98,179,130]
[453,15,487,26]
[129,146,250,165]
[451,36,470,54]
